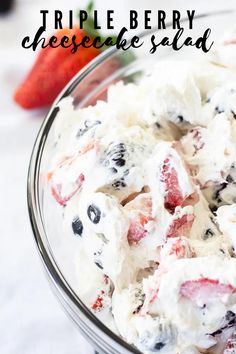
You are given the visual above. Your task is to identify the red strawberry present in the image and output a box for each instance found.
[145,268,167,306]
[47,142,97,205]
[14,26,100,109]
[180,278,235,302]
[50,173,84,206]
[161,157,183,212]
[48,154,85,206]
[91,290,105,312]
[169,238,193,258]
[125,194,153,245]
[127,214,149,244]
[166,212,194,238]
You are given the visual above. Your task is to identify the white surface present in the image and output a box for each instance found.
[1,1,236,354]
[1,1,94,354]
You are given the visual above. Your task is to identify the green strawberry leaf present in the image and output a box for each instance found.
[78,0,118,51]
[86,0,94,14]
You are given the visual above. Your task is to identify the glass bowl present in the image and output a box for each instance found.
[27,11,236,354]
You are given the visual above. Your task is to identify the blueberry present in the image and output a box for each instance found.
[72,216,83,236]
[203,228,214,240]
[107,143,126,159]
[109,167,118,174]
[112,178,126,190]
[139,322,176,353]
[209,204,218,214]
[154,342,165,351]
[112,152,125,160]
[101,142,137,192]
[100,142,132,191]
[107,143,126,156]
[215,106,224,114]
[225,311,236,324]
[177,115,184,123]
[226,174,234,183]
[114,158,126,167]
[167,111,186,124]
[87,204,101,224]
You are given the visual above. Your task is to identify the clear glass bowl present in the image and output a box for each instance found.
[27,11,236,354]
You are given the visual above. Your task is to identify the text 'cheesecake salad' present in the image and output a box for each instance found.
[47,28,236,354]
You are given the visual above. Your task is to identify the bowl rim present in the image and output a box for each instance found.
[27,9,233,353]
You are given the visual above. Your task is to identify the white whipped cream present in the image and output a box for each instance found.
[47,31,236,354]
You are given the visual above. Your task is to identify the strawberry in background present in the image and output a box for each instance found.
[14,1,112,109]
[14,26,99,109]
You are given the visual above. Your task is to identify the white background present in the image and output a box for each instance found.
[1,1,236,353]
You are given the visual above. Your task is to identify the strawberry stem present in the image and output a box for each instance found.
[78,0,118,51]
[86,0,94,14]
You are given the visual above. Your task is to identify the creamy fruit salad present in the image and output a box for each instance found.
[47,32,236,354]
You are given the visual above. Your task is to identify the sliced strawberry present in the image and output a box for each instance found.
[51,173,84,206]
[160,151,196,214]
[161,156,183,212]
[143,268,167,309]
[14,26,100,109]
[127,214,148,244]
[180,278,235,302]
[48,154,85,206]
[91,290,105,312]
[167,212,194,238]
[90,275,113,313]
[125,194,153,245]
[169,238,193,258]
[47,141,97,205]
